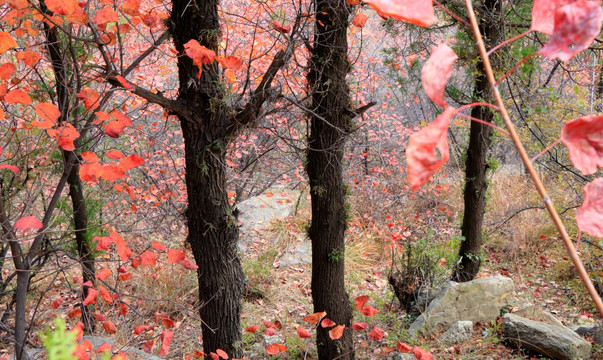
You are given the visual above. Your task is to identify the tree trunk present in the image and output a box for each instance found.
[307,0,355,358]
[452,0,502,282]
[170,0,245,356]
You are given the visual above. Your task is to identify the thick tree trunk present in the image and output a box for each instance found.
[452,0,502,282]
[170,0,245,356]
[307,0,355,358]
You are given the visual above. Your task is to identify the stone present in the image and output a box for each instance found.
[262,334,285,347]
[387,353,415,360]
[277,241,311,267]
[572,325,603,346]
[510,303,566,328]
[503,313,591,360]
[438,320,473,345]
[408,276,515,337]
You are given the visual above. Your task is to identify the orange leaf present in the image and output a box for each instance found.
[265,343,286,355]
[320,318,336,328]
[134,325,151,335]
[139,252,157,266]
[216,55,242,70]
[167,249,186,263]
[352,13,368,28]
[180,257,198,270]
[96,342,112,353]
[115,75,134,90]
[0,32,17,54]
[46,123,80,151]
[158,331,174,356]
[303,311,326,325]
[104,111,132,138]
[81,151,100,163]
[361,305,379,317]
[576,178,603,238]
[368,326,384,341]
[184,40,216,76]
[14,216,43,231]
[413,347,434,360]
[5,89,32,104]
[94,312,106,321]
[101,164,126,181]
[329,325,345,340]
[122,0,140,16]
[96,267,112,281]
[352,322,368,330]
[215,349,228,359]
[45,0,80,16]
[80,162,104,181]
[561,114,603,175]
[67,308,82,319]
[354,295,369,311]
[245,325,261,333]
[99,285,113,303]
[296,327,312,338]
[106,150,125,159]
[94,7,119,25]
[407,106,455,191]
[33,102,61,129]
[421,44,458,107]
[396,341,413,353]
[364,0,435,26]
[119,154,145,171]
[82,288,98,305]
[16,50,41,66]
[77,88,101,111]
[0,62,16,80]
[103,320,117,334]
[152,241,167,252]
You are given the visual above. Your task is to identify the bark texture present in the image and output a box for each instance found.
[452,0,502,282]
[307,0,355,358]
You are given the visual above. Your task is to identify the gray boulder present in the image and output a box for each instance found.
[503,313,591,360]
[409,276,514,337]
[438,320,473,345]
[572,325,603,346]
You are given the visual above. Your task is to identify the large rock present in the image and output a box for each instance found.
[503,314,591,360]
[573,325,603,346]
[408,276,514,337]
[438,320,473,345]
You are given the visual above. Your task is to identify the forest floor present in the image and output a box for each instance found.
[1,169,602,359]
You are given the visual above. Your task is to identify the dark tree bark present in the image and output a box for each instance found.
[452,0,502,282]
[306,0,355,358]
[168,0,291,356]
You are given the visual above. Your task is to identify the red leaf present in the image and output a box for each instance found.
[271,21,291,33]
[67,308,82,319]
[100,164,126,182]
[421,44,458,107]
[264,328,276,336]
[142,339,156,354]
[106,150,125,159]
[245,325,261,333]
[16,50,41,67]
[396,341,413,353]
[94,7,119,25]
[83,288,98,305]
[368,326,384,341]
[354,295,369,311]
[303,311,327,325]
[265,343,286,355]
[134,325,151,335]
[81,151,100,163]
[180,257,198,270]
[5,89,32,104]
[352,322,368,330]
[14,216,43,231]
[80,162,104,181]
[576,178,603,238]
[77,88,101,111]
[216,56,242,70]
[413,347,434,360]
[184,40,216,77]
[96,267,111,281]
[407,107,455,191]
[104,111,132,138]
[139,251,157,266]
[320,318,336,328]
[167,249,186,263]
[122,0,140,16]
[531,0,576,35]
[119,154,145,171]
[0,164,19,174]
[329,325,345,340]
[539,0,603,62]
[33,102,61,129]
[115,75,134,90]
[162,318,174,329]
[296,327,312,338]
[215,349,228,359]
[99,286,113,303]
[50,297,63,309]
[45,0,80,16]
[561,115,603,175]
[94,312,106,322]
[0,32,17,54]
[96,342,112,353]
[103,320,117,334]
[364,0,435,27]
[0,62,16,80]
[352,13,368,28]
[110,232,133,261]
[362,305,379,317]
[158,330,174,356]
[46,123,80,151]
[152,241,167,252]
